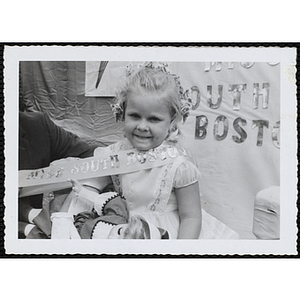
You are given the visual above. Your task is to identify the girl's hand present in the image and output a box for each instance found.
[67,179,82,194]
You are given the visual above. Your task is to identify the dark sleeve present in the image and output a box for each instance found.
[19,111,53,169]
[44,113,97,160]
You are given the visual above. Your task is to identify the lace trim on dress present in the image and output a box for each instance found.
[149,156,186,212]
[150,163,173,212]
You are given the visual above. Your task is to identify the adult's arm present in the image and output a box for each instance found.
[19,111,97,170]
[44,113,97,160]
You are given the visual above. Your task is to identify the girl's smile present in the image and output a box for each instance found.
[124,91,172,151]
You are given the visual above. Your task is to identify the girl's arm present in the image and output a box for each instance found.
[175,182,202,239]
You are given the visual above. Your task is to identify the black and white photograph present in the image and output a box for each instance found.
[3,45,297,255]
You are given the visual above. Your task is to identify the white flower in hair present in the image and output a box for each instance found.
[111,103,123,122]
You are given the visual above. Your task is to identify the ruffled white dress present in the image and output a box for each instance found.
[94,139,200,239]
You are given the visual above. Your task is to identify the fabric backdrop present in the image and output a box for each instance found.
[171,62,280,239]
[20,61,280,239]
[20,61,123,147]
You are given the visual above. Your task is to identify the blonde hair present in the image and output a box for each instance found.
[115,65,183,132]
[122,215,150,239]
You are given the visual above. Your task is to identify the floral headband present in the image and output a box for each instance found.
[111,62,192,123]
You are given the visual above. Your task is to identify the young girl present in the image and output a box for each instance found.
[94,62,202,239]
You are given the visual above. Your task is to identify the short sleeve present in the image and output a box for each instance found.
[174,160,201,189]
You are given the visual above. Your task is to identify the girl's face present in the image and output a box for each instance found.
[124,91,172,151]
